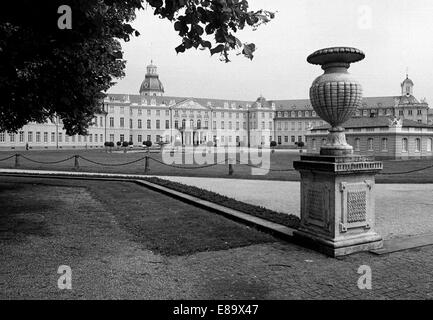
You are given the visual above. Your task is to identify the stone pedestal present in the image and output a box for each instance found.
[293,154,383,257]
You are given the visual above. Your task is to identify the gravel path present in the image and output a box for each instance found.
[160,176,433,240]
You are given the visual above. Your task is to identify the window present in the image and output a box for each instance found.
[381,138,388,151]
[261,121,265,129]
[427,138,432,152]
[236,122,239,130]
[402,138,408,152]
[156,120,160,129]
[71,135,75,143]
[109,134,114,142]
[147,110,151,116]
[190,119,194,128]
[166,110,170,116]
[156,110,160,116]
[36,132,41,143]
[243,122,246,130]
[284,136,288,143]
[138,135,142,143]
[408,110,413,116]
[129,119,133,129]
[89,135,92,143]
[166,120,170,129]
[59,133,63,142]
[100,134,103,143]
[415,138,421,152]
[19,131,24,142]
[51,132,55,142]
[109,117,114,127]
[298,122,302,130]
[174,120,179,129]
[43,132,48,143]
[65,135,69,143]
[228,121,232,130]
[278,136,282,144]
[138,109,142,116]
[182,119,186,129]
[9,133,15,143]
[138,119,142,128]
[147,119,151,129]
[367,138,373,151]
[399,110,404,116]
[0,132,5,142]
[94,134,97,143]
[147,135,151,141]
[221,121,225,129]
[120,107,124,114]
[269,122,272,130]
[417,110,422,115]
[291,136,295,143]
[120,117,124,127]
[78,135,81,143]
[129,135,133,143]
[120,134,124,142]
[355,138,360,151]
[109,106,114,113]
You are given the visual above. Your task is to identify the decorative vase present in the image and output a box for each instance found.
[307,47,365,156]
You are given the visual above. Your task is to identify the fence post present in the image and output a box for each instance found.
[14,154,20,168]
[74,155,79,170]
[144,155,149,173]
[228,163,234,176]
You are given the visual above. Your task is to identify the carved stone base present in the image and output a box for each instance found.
[320,127,353,156]
[293,154,383,257]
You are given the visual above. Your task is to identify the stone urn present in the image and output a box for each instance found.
[307,47,365,156]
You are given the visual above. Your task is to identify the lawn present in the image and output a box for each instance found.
[0,176,276,257]
[0,148,433,183]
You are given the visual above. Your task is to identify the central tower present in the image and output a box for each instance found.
[139,60,165,96]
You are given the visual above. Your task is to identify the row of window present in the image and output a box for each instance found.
[106,118,274,131]
[277,136,305,144]
[108,106,275,119]
[276,110,317,118]
[0,132,104,144]
[354,109,424,117]
[310,137,433,153]
[276,121,325,131]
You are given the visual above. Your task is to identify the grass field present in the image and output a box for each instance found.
[0,149,433,183]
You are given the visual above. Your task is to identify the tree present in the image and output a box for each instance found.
[0,0,274,135]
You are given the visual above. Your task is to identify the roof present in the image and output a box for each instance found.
[106,93,428,111]
[311,116,433,131]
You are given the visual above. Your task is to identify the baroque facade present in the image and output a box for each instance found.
[306,116,433,159]
[0,62,431,151]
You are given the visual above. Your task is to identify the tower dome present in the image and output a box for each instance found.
[139,60,164,96]
[401,74,414,97]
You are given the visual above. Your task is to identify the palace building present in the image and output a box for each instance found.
[0,62,432,156]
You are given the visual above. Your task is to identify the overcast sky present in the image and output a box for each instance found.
[108,0,433,104]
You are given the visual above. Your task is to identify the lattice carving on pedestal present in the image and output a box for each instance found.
[347,191,367,223]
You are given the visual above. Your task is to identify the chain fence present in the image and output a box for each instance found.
[0,153,432,175]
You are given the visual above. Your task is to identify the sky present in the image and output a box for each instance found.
[108,0,433,104]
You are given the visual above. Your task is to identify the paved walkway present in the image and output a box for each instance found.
[1,176,432,299]
[161,176,433,240]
